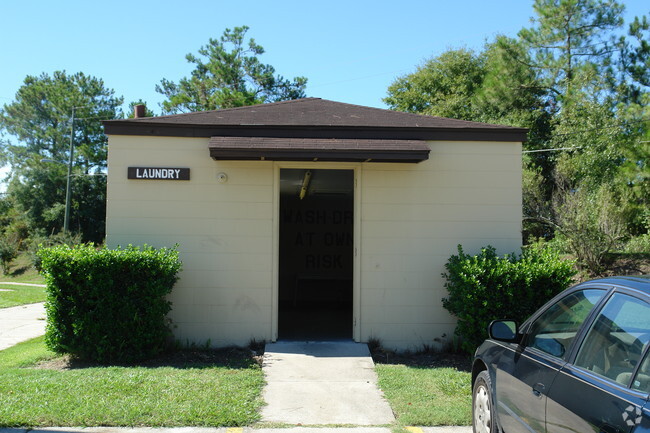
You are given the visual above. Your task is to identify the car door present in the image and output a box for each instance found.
[494,288,607,433]
[546,290,650,433]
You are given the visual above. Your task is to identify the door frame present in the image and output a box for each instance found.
[271,161,361,342]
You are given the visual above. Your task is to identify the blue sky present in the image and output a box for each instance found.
[0,0,645,192]
[1,0,647,116]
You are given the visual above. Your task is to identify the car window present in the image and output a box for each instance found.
[527,289,605,358]
[629,350,650,393]
[574,292,650,387]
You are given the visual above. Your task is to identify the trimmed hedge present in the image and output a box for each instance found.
[442,243,576,354]
[38,244,182,363]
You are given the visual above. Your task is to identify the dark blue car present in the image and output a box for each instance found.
[472,276,650,433]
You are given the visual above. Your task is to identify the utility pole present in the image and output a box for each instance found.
[63,107,76,233]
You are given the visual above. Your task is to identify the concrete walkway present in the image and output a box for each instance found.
[262,341,395,425]
[0,302,46,350]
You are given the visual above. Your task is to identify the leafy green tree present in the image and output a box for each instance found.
[526,84,644,271]
[616,13,650,234]
[477,37,551,124]
[384,48,485,120]
[0,235,18,275]
[617,93,650,235]
[156,26,307,114]
[551,96,628,189]
[617,15,650,104]
[385,1,648,274]
[518,2,649,271]
[384,38,550,141]
[613,16,650,235]
[518,0,625,104]
[0,71,123,242]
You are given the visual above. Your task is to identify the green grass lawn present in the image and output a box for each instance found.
[0,284,46,308]
[0,337,265,427]
[0,338,470,428]
[376,364,472,426]
[0,254,47,308]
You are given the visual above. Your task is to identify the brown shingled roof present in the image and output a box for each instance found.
[103,98,527,163]
[111,98,509,128]
[103,98,528,142]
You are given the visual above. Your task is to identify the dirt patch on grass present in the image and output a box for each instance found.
[570,253,650,282]
[602,254,650,277]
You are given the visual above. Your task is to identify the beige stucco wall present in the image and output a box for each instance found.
[106,135,522,350]
[358,141,522,349]
[106,135,276,346]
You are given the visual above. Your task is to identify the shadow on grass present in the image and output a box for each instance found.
[0,430,93,433]
[370,346,472,372]
[9,266,30,278]
[36,346,264,371]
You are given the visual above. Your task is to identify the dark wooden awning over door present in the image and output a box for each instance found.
[208,136,430,162]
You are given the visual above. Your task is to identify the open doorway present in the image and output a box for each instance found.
[278,169,354,340]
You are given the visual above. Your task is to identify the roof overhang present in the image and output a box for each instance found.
[103,122,528,143]
[208,137,430,163]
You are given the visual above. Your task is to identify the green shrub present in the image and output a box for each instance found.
[38,244,182,363]
[442,243,576,354]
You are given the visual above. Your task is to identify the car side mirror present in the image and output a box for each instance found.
[489,320,519,342]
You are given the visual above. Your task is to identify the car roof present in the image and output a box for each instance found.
[575,275,650,293]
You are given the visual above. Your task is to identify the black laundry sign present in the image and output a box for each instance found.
[128,167,190,180]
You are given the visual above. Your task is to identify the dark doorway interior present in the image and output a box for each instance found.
[279,169,354,340]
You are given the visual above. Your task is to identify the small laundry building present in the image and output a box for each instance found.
[103,98,526,350]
